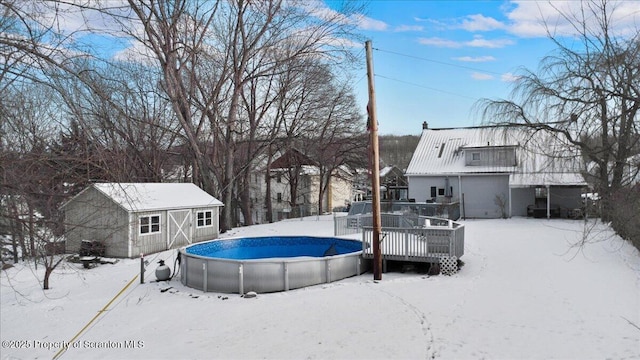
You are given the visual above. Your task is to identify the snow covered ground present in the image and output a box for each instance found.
[1,216,639,359]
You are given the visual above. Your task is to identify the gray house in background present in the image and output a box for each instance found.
[62,183,223,258]
[406,124,587,219]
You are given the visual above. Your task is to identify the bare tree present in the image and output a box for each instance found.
[478,0,639,220]
[305,70,366,214]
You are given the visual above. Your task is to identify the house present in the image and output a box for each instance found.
[380,165,408,201]
[62,183,223,258]
[406,123,587,219]
[268,149,353,220]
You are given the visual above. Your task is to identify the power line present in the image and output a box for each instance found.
[373,47,505,76]
[374,74,479,100]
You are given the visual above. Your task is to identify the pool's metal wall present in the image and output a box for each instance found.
[180,251,365,294]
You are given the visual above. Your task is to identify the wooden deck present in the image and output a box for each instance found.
[360,223,464,263]
[334,213,465,263]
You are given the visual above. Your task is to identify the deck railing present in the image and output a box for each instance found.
[335,213,454,235]
[361,223,464,262]
[334,213,464,263]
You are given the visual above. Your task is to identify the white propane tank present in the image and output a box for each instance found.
[155,260,171,281]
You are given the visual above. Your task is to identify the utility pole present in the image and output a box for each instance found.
[365,40,382,280]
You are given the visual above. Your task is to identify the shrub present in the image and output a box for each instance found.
[609,184,640,252]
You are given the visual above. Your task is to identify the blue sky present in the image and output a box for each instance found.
[346,0,639,135]
[33,0,639,137]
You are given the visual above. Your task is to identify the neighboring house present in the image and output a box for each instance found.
[269,149,353,220]
[62,183,223,258]
[406,123,587,219]
[351,166,408,202]
[380,165,408,201]
[625,154,640,185]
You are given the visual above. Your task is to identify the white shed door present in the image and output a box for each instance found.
[168,210,192,249]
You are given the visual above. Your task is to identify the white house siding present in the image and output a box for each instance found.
[408,176,460,203]
[460,175,510,218]
[329,177,353,211]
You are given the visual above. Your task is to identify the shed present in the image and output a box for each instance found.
[62,183,224,258]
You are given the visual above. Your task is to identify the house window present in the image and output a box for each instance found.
[277,193,282,203]
[277,173,282,183]
[196,210,213,228]
[140,215,160,235]
[472,152,481,161]
[430,186,437,198]
[438,188,445,196]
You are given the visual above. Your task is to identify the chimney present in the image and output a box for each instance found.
[422,121,429,129]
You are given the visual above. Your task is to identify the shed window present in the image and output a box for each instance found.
[196,210,213,228]
[140,215,160,235]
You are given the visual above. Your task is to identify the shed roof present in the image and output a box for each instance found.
[91,183,223,212]
[406,126,587,187]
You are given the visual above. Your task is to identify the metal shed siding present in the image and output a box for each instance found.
[64,187,129,257]
[460,175,509,218]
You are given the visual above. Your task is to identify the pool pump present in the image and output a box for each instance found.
[155,260,171,281]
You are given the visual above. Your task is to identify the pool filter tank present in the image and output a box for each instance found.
[155,260,171,281]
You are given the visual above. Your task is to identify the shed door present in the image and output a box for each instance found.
[168,210,192,249]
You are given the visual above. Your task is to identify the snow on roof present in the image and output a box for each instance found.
[406,126,587,187]
[379,166,393,177]
[406,127,518,175]
[92,183,223,212]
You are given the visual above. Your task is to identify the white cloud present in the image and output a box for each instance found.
[304,2,388,31]
[459,14,506,31]
[471,72,494,80]
[501,72,520,82]
[419,35,514,49]
[394,25,424,32]
[418,37,462,48]
[454,56,496,62]
[351,14,388,31]
[505,0,640,38]
[466,35,514,48]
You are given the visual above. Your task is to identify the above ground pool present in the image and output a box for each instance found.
[180,236,365,294]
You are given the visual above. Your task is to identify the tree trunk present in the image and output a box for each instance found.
[43,267,52,290]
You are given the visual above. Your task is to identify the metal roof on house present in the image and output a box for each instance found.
[92,183,223,212]
[406,126,587,187]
